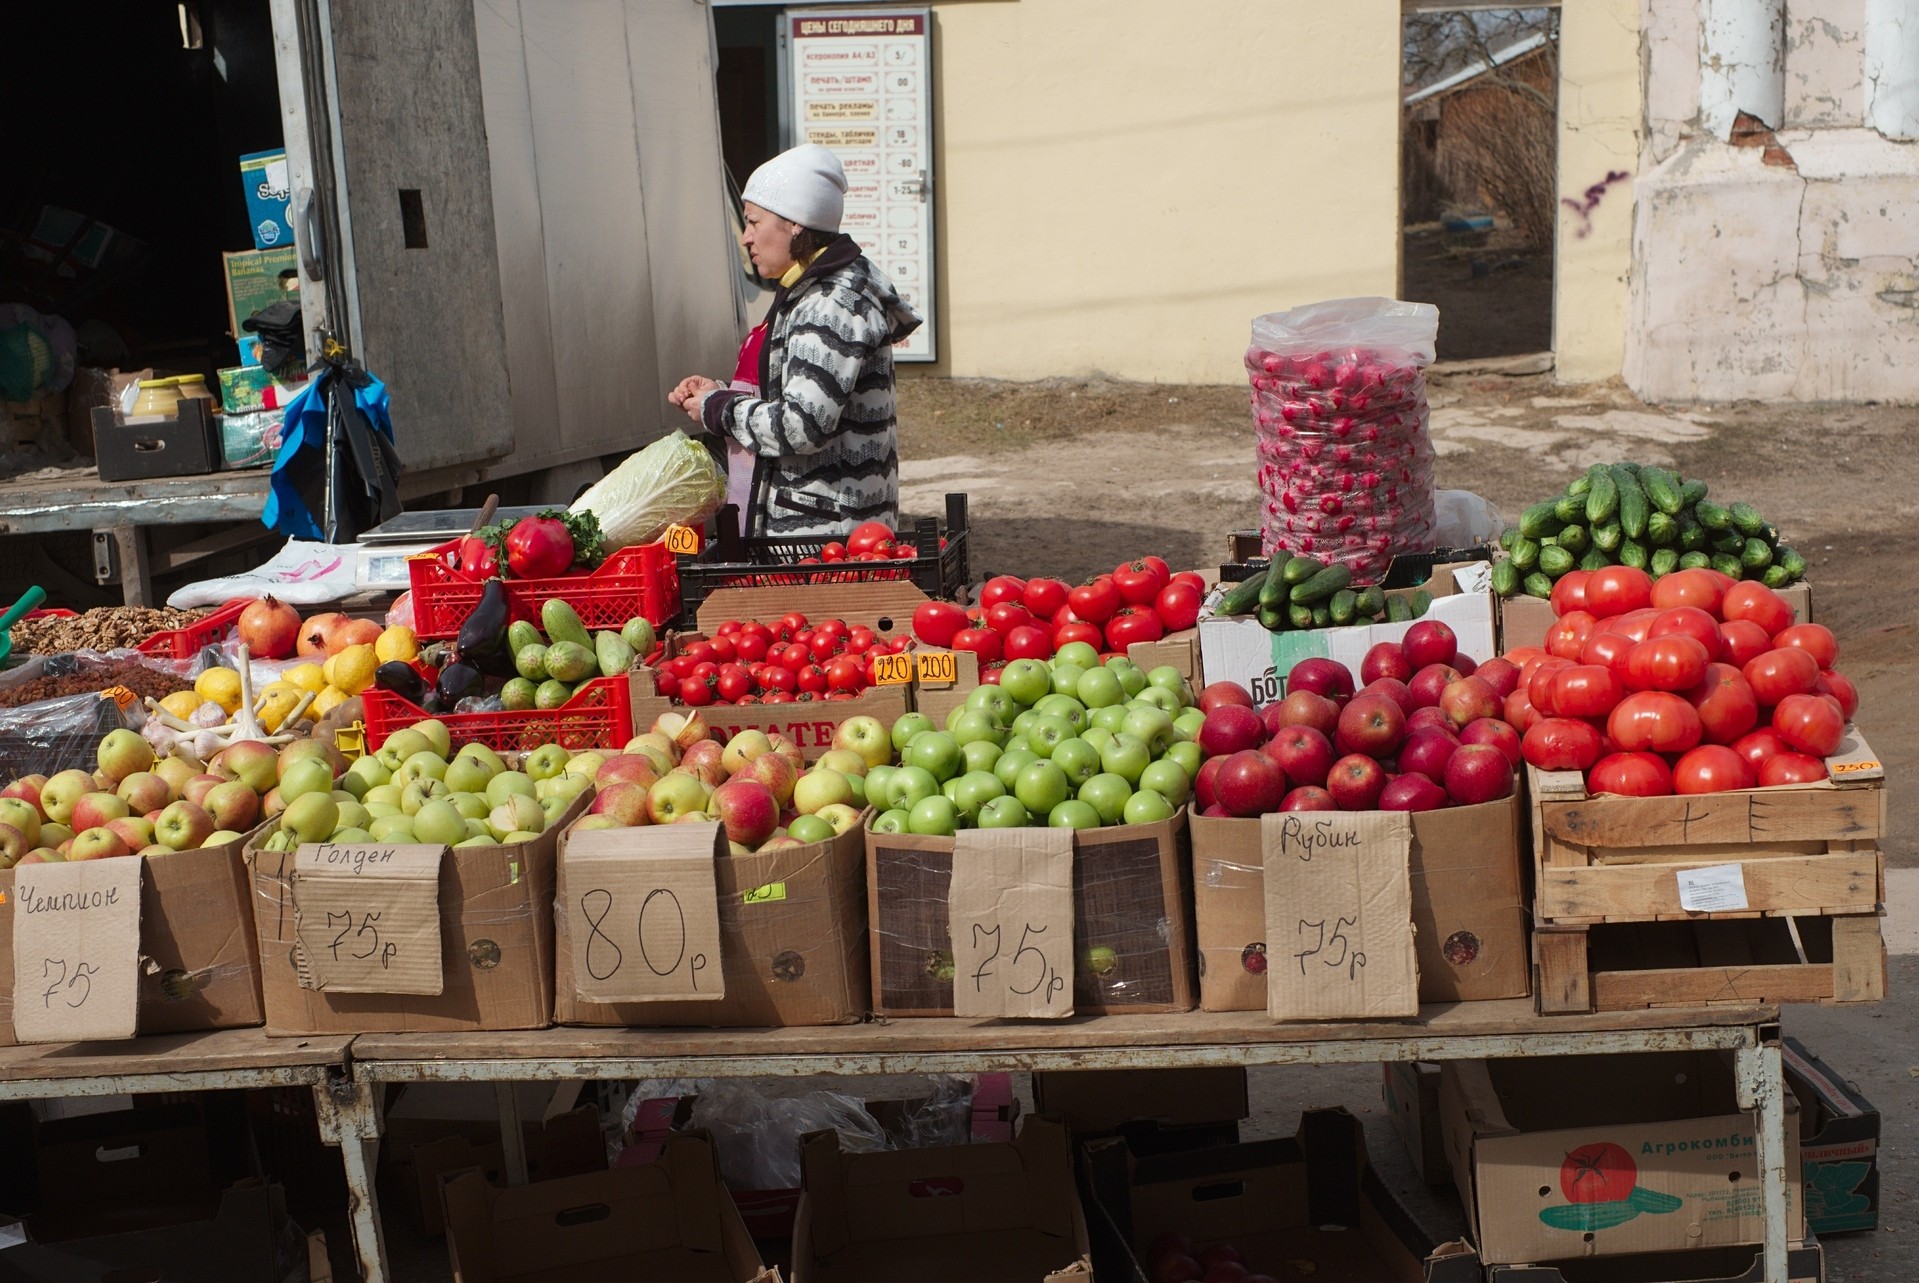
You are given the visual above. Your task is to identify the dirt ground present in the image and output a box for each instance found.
[896,370,1918,1277]
[1401,225,1554,360]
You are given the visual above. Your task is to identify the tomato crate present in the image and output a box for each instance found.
[406,541,681,641]
[675,493,969,629]
[136,598,250,658]
[360,675,634,753]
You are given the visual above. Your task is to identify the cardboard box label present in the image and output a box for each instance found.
[562,825,725,1002]
[1261,812,1418,1021]
[1676,862,1750,913]
[291,844,445,995]
[11,859,141,1042]
[949,828,1074,1019]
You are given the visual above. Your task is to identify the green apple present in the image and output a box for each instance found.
[1099,733,1152,785]
[998,659,1052,708]
[400,778,449,815]
[1024,714,1075,760]
[787,813,836,845]
[371,814,418,842]
[864,765,898,808]
[1011,710,1039,739]
[342,755,391,799]
[278,758,335,804]
[1047,799,1102,830]
[1166,741,1203,777]
[364,802,400,820]
[1146,666,1193,704]
[486,771,537,808]
[412,719,452,759]
[902,732,963,783]
[889,765,941,809]
[1121,706,1175,756]
[448,791,490,820]
[1076,667,1125,709]
[794,768,854,815]
[1013,760,1069,815]
[363,783,401,810]
[950,770,1006,821]
[1048,663,1086,697]
[994,748,1039,791]
[456,743,507,776]
[872,808,911,834]
[963,685,1017,725]
[444,754,495,795]
[454,835,500,847]
[889,712,935,753]
[907,796,960,837]
[1049,737,1102,788]
[487,794,545,840]
[1123,789,1176,826]
[537,772,594,805]
[1131,685,1183,715]
[961,739,1003,775]
[1140,759,1192,807]
[976,795,1031,829]
[845,774,868,805]
[281,793,339,844]
[375,728,431,773]
[402,751,449,783]
[411,799,468,847]
[1172,708,1207,742]
[1089,705,1129,735]
[949,708,1006,749]
[1082,727,1118,757]
[1033,694,1087,731]
[334,800,372,832]
[539,794,572,826]
[330,827,374,844]
[465,818,492,840]
[1079,773,1134,826]
[1105,658,1147,697]
[1054,641,1100,670]
[524,743,571,782]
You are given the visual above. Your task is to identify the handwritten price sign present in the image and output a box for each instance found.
[1260,811,1417,1021]
[11,858,142,1042]
[871,652,915,686]
[291,844,445,994]
[949,828,1074,1019]
[915,651,958,685]
[662,524,703,555]
[561,824,726,1003]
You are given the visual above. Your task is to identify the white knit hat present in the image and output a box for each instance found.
[741,144,847,232]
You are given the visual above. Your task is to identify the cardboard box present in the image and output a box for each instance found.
[1032,1068,1247,1139]
[1785,1036,1880,1236]
[218,407,284,470]
[1198,563,1498,705]
[0,830,266,1045]
[383,1103,606,1237]
[0,1181,297,1283]
[443,1131,775,1283]
[554,818,869,1028]
[790,1117,1093,1283]
[222,247,299,337]
[217,363,305,415]
[1384,1061,1451,1187]
[1191,794,1530,1012]
[30,1102,213,1226]
[868,812,1195,1018]
[247,795,586,1035]
[1080,1107,1480,1283]
[1483,1241,1824,1283]
[1499,579,1812,651]
[238,149,294,250]
[1439,1052,1804,1264]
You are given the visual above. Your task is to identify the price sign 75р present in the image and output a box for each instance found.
[291,844,445,995]
[948,827,1074,1019]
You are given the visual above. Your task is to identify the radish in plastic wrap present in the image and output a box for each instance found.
[570,430,726,551]
[1246,297,1439,584]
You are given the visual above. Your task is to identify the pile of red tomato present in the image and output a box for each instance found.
[778,520,933,582]
[652,612,916,706]
[910,557,1204,674]
[1506,566,1856,796]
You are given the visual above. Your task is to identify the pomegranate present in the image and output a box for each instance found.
[237,596,300,659]
[298,612,349,659]
[332,618,381,653]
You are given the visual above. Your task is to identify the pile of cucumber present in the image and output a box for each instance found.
[1493,462,1806,600]
[1213,554,1435,632]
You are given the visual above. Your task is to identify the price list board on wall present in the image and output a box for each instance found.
[788,9,936,360]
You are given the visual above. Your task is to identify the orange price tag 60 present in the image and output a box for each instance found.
[916,651,958,685]
[98,685,137,712]
[663,525,702,556]
[872,652,915,686]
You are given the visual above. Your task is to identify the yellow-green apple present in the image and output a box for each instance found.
[814,802,864,836]
[202,830,243,847]
[69,827,131,860]
[742,752,797,807]
[442,753,495,795]
[571,815,620,832]
[394,751,449,788]
[712,779,779,848]
[343,755,392,799]
[486,795,544,840]
[410,799,469,847]
[646,772,709,824]
[2,775,46,809]
[369,814,416,842]
[97,728,155,784]
[374,728,431,773]
[278,757,335,803]
[626,731,678,764]
[281,793,340,843]
[71,792,129,833]
[0,823,28,866]
[411,718,452,759]
[105,817,154,849]
[279,737,346,780]
[830,717,890,768]
[152,755,199,796]
[720,730,774,777]
[564,751,607,781]
[628,742,674,777]
[766,733,804,774]
[216,741,281,794]
[447,792,489,820]
[814,748,870,779]
[523,743,571,782]
[596,754,661,790]
[588,781,651,827]
[39,770,94,825]
[39,822,71,847]
[485,772,536,807]
[0,798,40,847]
[202,780,260,831]
[136,843,173,857]
[334,800,371,831]
[537,772,593,807]
[400,779,449,815]
[17,848,65,864]
[793,768,853,815]
[455,741,506,774]
[538,795,571,826]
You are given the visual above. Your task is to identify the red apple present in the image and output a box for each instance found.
[1154,1254,1204,1283]
[1406,705,1454,737]
[1198,705,1265,759]
[1267,725,1335,788]
[1279,786,1336,811]
[1201,803,1233,818]
[1334,693,1405,758]
[1396,728,1459,783]
[1360,676,1415,718]
[1195,756,1226,811]
[1444,743,1516,805]
[1147,1234,1196,1269]
[711,778,779,848]
[1454,654,1478,676]
[1402,619,1458,669]
[1460,717,1523,768]
[1272,690,1339,739]
[1326,754,1388,810]
[1380,773,1450,811]
[1407,663,1463,711]
[1286,658,1354,704]
[1197,681,1255,713]
[1360,641,1412,685]
[1474,656,1521,698]
[1214,750,1288,817]
[1437,676,1501,730]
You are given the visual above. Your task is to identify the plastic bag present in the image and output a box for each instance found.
[686,1081,888,1190]
[1433,489,1505,547]
[571,430,725,551]
[878,1075,973,1150]
[167,538,361,609]
[0,651,153,780]
[1247,297,1440,584]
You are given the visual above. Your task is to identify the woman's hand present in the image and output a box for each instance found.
[667,375,721,409]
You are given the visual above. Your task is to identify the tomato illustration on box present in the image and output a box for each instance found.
[1538,1142,1682,1231]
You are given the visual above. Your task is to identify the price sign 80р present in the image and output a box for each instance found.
[291,844,446,995]
[948,828,1074,1019]
[561,825,726,1003]
[10,858,143,1043]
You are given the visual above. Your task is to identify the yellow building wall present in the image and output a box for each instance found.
[921,0,1402,384]
[1553,0,1640,385]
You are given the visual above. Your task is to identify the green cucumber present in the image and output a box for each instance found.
[1567,474,1594,498]
[1729,502,1768,536]
[1258,603,1288,631]
[1214,566,1268,617]
[1678,551,1712,571]
[1695,500,1732,531]
[1761,565,1791,589]
[1522,572,1554,599]
[1678,513,1707,552]
[1257,561,1293,609]
[1592,523,1624,554]
[1282,556,1323,586]
[1611,465,1649,540]
[1639,466,1685,515]
[1680,478,1709,507]
[1553,493,1587,524]
[1585,468,1619,526]
[1618,539,1649,570]
[1556,524,1590,555]
[1649,548,1680,577]
[1538,545,1576,578]
[1580,547,1613,572]
[1711,552,1744,579]
[1410,589,1433,617]
[1711,530,1746,555]
[1740,537,1773,571]
[1518,502,1564,540]
[1491,560,1521,598]
[1354,585,1386,618]
[1646,511,1679,547]
[1386,596,1413,624]
[1498,527,1518,552]
[1510,536,1540,572]
[1288,603,1315,629]
[1311,605,1333,628]
[1328,589,1358,626]
[1776,547,1807,580]
[1290,563,1352,605]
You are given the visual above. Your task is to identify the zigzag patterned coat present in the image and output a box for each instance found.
[701,235,921,538]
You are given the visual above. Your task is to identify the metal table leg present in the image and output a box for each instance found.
[313,1074,390,1283]
[1736,1041,1790,1283]
[495,1081,530,1187]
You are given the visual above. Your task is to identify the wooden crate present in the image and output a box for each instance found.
[1534,912,1886,1013]
[1529,727,1886,925]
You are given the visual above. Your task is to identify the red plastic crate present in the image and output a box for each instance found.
[137,599,251,658]
[406,542,682,641]
[359,675,634,753]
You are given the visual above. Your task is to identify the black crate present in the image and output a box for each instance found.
[675,492,969,628]
[1222,531,1492,589]
[94,400,218,482]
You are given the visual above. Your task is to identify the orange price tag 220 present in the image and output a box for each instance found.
[1830,760,1881,775]
[98,685,137,712]
[662,525,702,556]
[872,652,915,685]
[915,651,958,685]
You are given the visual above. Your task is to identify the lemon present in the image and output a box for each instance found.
[256,682,306,732]
[324,643,379,697]
[284,662,328,694]
[312,685,349,718]
[159,690,204,720]
[374,625,419,665]
[194,666,243,714]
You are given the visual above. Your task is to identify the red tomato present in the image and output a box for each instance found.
[1505,645,1548,669]
[848,625,876,650]
[1587,752,1674,797]
[1111,560,1164,606]
[714,619,742,636]
[690,661,719,682]
[1772,693,1844,757]
[1546,611,1599,661]
[1649,607,1724,660]
[1731,727,1791,774]
[660,655,693,681]
[824,656,865,693]
[795,664,828,695]
[1651,568,1728,617]
[817,617,849,639]
[741,620,774,643]
[1002,625,1055,661]
[762,690,796,704]
[1504,686,1539,733]
[777,611,809,638]
[1624,635,1710,692]
[678,675,715,706]
[977,660,1007,686]
[979,575,1027,610]
[1022,577,1069,618]
[1760,753,1829,786]
[1527,656,1575,716]
[820,541,846,562]
[950,627,1003,665]
[1579,632,1637,685]
[1685,663,1760,745]
[716,664,753,702]
[1156,580,1203,631]
[1721,582,1792,636]
[1140,555,1172,583]
[1743,647,1820,706]
[846,521,894,556]
[1585,566,1654,617]
[760,665,798,694]
[1772,623,1838,670]
[1552,665,1625,719]
[1608,607,1661,644]
[1607,691,1704,753]
[1067,577,1120,624]
[807,632,840,662]
[1673,744,1756,795]
[1814,670,1859,721]
[680,640,715,666]
[984,601,1035,635]
[1169,570,1206,596]
[770,642,805,671]
[1549,570,1591,617]
[912,600,969,648]
[1104,605,1165,649]
[1717,619,1772,668]
[708,635,739,664]
[1523,718,1605,771]
[1054,620,1105,651]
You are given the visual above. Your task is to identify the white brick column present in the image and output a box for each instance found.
[1699,0,1786,135]
[1864,0,1919,138]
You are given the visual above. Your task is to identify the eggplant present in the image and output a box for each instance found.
[455,579,511,663]
[435,659,483,705]
[373,660,428,705]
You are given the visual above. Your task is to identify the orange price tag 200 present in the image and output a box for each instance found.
[98,685,137,712]
[872,652,915,686]
[916,651,958,685]
[663,525,702,556]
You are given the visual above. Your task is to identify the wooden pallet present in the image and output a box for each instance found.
[1533,912,1886,1014]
